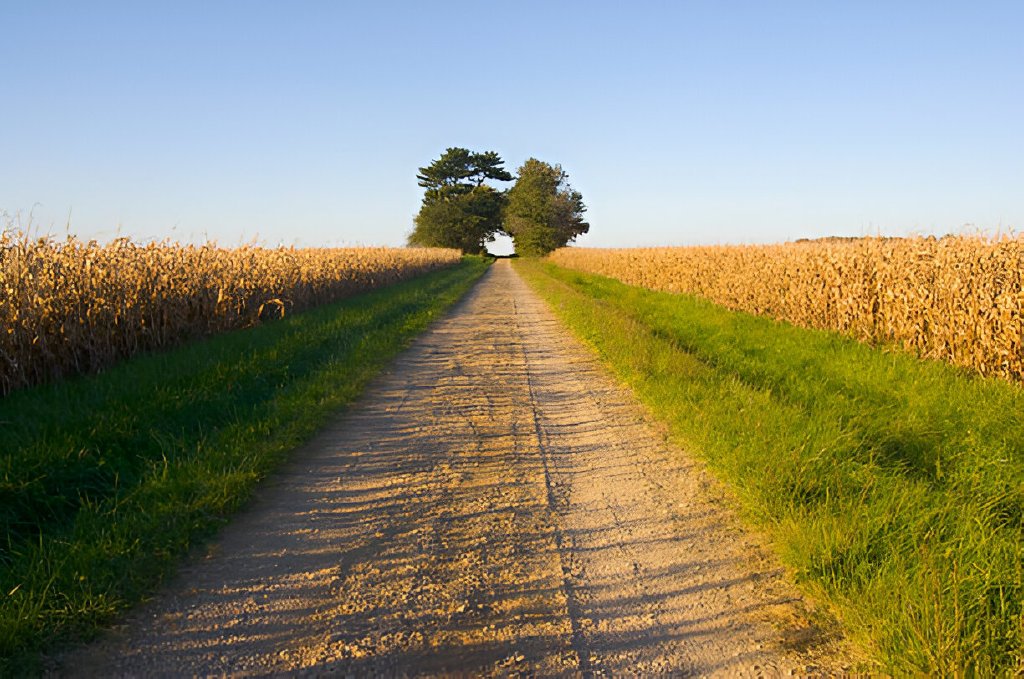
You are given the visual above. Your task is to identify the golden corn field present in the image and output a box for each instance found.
[550,236,1024,381]
[0,231,460,395]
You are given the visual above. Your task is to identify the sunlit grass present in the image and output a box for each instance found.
[518,258,1024,674]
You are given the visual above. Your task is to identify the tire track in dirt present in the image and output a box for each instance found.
[55,260,849,677]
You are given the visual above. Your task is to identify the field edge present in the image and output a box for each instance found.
[514,257,1024,674]
[0,257,491,672]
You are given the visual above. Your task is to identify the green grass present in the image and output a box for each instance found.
[0,256,489,670]
[516,259,1024,675]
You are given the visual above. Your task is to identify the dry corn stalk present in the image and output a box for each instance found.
[0,231,461,395]
[549,236,1024,381]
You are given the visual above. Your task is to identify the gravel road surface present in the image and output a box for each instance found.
[57,260,848,676]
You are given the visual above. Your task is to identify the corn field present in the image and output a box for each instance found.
[550,236,1024,381]
[0,231,461,395]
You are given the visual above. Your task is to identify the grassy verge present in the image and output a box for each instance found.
[516,259,1023,674]
[0,256,489,670]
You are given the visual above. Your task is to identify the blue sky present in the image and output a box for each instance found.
[2,2,1022,252]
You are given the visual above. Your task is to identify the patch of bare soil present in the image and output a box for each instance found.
[55,260,850,677]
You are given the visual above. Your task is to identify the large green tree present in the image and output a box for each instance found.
[504,158,589,257]
[408,148,512,254]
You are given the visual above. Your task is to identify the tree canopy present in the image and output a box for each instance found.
[504,158,589,257]
[408,148,513,254]
[408,149,589,256]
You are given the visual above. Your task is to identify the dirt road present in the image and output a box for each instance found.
[59,260,847,676]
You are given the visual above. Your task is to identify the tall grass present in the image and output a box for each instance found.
[518,259,1024,674]
[0,230,460,395]
[550,236,1024,381]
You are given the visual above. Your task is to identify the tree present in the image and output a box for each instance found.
[504,158,589,257]
[408,148,513,254]
[408,185,506,254]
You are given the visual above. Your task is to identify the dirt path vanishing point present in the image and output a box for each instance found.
[58,260,850,677]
